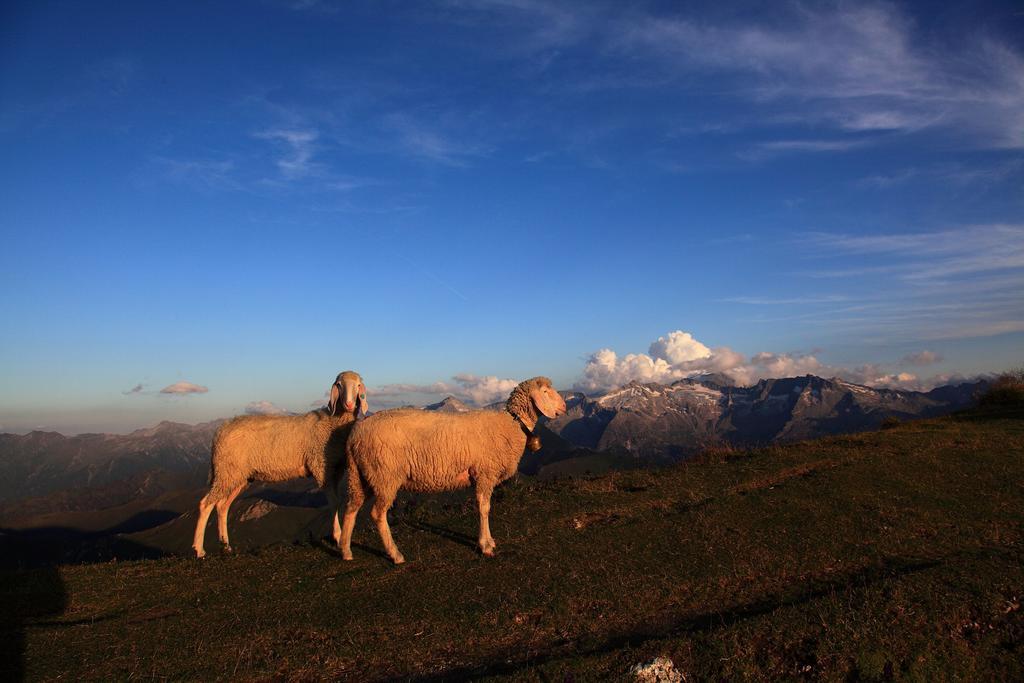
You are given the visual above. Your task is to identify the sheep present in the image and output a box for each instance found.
[339,376,567,564]
[191,370,368,558]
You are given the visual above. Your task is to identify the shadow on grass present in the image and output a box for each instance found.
[252,488,327,508]
[308,534,393,562]
[0,510,174,568]
[401,518,478,551]
[0,564,66,682]
[408,554,955,681]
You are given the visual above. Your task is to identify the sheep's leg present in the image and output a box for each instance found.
[370,494,404,565]
[339,465,366,560]
[325,481,343,548]
[192,491,218,559]
[475,482,497,557]
[215,484,246,552]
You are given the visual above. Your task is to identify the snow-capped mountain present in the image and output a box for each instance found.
[542,375,988,461]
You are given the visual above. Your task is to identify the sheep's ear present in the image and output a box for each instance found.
[328,382,340,416]
[357,387,368,417]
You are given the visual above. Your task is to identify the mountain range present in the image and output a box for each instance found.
[541,374,988,461]
[0,420,222,517]
[0,375,988,522]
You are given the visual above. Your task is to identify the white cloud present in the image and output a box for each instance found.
[244,400,289,415]
[574,330,970,394]
[648,330,711,364]
[451,374,519,405]
[372,374,519,406]
[576,348,677,392]
[159,381,209,395]
[743,351,825,382]
[577,331,753,392]
[865,371,919,389]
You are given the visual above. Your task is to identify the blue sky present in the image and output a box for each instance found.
[1,0,1022,433]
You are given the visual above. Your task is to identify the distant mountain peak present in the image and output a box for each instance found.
[423,396,471,413]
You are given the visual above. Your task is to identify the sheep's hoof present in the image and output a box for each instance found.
[194,550,206,560]
[342,552,354,561]
[392,554,405,565]
[481,547,496,558]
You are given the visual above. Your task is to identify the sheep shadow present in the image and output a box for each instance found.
[0,564,67,682]
[308,535,392,562]
[400,518,478,552]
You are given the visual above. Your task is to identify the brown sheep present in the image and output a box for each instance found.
[192,370,368,558]
[340,376,567,564]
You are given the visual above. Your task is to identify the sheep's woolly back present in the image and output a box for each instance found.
[505,376,552,430]
[346,411,526,495]
[208,409,356,494]
[346,377,556,496]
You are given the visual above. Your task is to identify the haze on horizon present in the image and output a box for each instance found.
[1,0,1022,434]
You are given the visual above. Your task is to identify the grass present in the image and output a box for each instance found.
[3,405,1024,681]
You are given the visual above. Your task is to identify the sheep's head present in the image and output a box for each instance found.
[506,377,567,435]
[527,377,567,419]
[328,370,368,417]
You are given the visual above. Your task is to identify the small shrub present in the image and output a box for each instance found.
[979,368,1024,407]
[880,416,901,430]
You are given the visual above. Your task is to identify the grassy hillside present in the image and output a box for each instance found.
[3,406,1023,681]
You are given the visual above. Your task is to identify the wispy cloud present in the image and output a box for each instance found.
[856,159,1024,189]
[155,157,240,191]
[901,350,943,366]
[613,3,1024,149]
[255,128,321,179]
[122,383,144,395]
[741,137,871,161]
[438,0,592,53]
[385,113,489,166]
[723,295,849,306]
[790,224,1024,342]
[805,224,1024,281]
